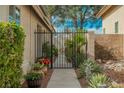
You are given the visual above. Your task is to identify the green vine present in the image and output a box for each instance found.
[0,22,25,87]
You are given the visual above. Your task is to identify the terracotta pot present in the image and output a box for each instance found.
[41,66,48,75]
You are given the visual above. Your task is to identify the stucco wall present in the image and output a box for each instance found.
[20,6,51,75]
[102,6,124,34]
[95,34,124,60]
[0,6,9,21]
[87,31,95,60]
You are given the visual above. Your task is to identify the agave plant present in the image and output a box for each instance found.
[84,59,102,73]
[88,74,110,88]
[78,59,102,79]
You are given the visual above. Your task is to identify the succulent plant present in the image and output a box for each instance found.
[88,74,110,88]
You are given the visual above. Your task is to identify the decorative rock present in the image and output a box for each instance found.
[96,59,102,63]
[98,84,108,88]
[104,60,124,72]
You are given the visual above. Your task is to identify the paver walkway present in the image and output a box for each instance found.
[47,69,81,88]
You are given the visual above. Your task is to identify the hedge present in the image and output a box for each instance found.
[0,22,25,87]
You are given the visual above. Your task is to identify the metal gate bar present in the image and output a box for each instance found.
[34,31,87,69]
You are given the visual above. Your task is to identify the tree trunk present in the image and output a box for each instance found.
[80,6,89,30]
[73,16,78,31]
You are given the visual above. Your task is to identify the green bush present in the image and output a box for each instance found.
[76,52,86,67]
[78,59,102,79]
[64,30,86,64]
[42,41,51,58]
[88,74,110,88]
[0,22,25,87]
[84,59,102,74]
[42,42,58,59]
[52,45,58,56]
[65,47,73,62]
[78,63,85,79]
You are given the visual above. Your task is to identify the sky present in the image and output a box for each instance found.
[54,17,102,34]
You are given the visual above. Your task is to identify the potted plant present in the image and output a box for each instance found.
[39,57,51,75]
[33,63,44,70]
[25,72,43,88]
[32,63,45,76]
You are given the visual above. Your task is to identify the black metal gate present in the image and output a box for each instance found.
[34,31,87,69]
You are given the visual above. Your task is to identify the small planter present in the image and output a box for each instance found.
[25,72,43,88]
[27,78,42,88]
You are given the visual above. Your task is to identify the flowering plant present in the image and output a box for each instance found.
[39,57,51,66]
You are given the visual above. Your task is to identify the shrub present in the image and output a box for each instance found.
[78,63,85,79]
[88,74,110,88]
[83,59,102,74]
[0,22,25,87]
[65,47,73,62]
[42,42,58,59]
[52,45,58,56]
[76,52,86,67]
[64,30,86,65]
[78,59,102,79]
[42,41,51,58]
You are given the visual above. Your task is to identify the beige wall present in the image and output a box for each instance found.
[102,6,124,34]
[0,6,9,21]
[19,6,51,75]
[87,31,95,60]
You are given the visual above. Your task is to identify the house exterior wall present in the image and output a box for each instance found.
[102,6,124,34]
[0,5,52,77]
[0,6,9,21]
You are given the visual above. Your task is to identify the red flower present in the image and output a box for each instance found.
[40,58,51,65]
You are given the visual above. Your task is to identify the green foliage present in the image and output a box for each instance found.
[78,59,102,79]
[52,45,58,56]
[84,59,102,74]
[65,29,86,65]
[78,63,85,79]
[33,63,44,70]
[88,74,110,88]
[45,6,103,29]
[64,39,73,48]
[42,41,51,58]
[25,72,43,81]
[42,41,58,59]
[76,52,86,67]
[0,22,25,87]
[65,47,73,62]
[72,29,86,48]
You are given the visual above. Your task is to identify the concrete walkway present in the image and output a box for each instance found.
[53,54,72,68]
[47,69,81,88]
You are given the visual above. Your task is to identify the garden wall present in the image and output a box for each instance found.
[87,31,95,60]
[95,34,124,60]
